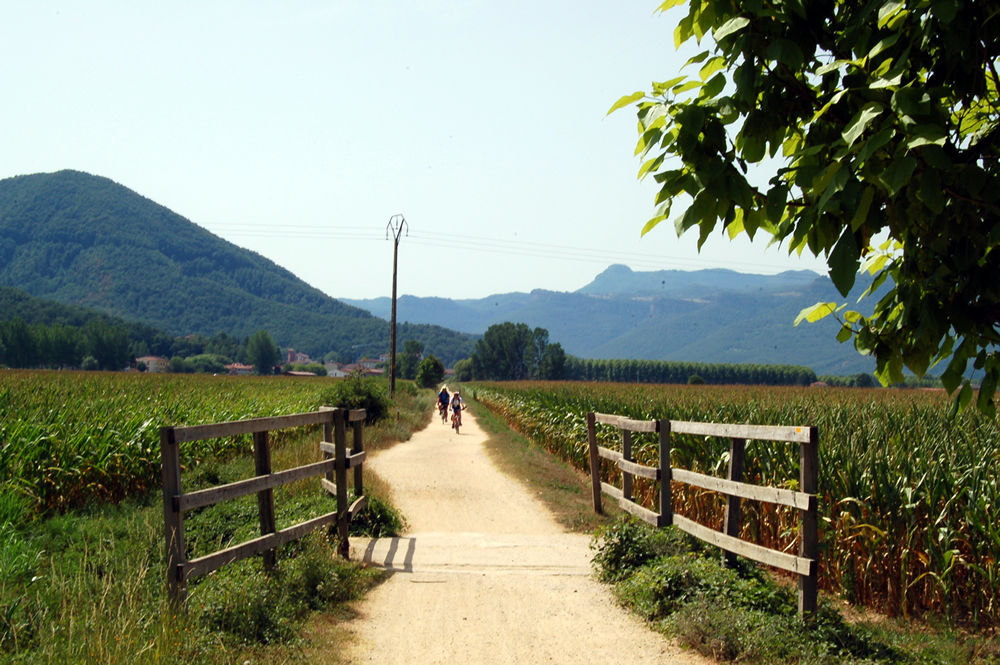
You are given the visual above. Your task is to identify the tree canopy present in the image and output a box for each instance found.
[470,323,567,381]
[615,0,999,410]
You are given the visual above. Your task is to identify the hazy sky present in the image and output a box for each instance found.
[1,1,829,299]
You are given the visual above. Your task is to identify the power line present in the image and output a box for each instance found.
[202,222,818,274]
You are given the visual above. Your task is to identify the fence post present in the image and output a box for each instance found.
[352,418,364,497]
[621,429,633,502]
[160,426,186,605]
[320,407,336,542]
[334,408,350,558]
[723,437,746,568]
[657,420,672,527]
[586,412,602,514]
[253,430,277,570]
[799,427,819,615]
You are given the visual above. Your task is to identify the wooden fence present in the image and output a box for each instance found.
[160,406,367,603]
[586,412,819,615]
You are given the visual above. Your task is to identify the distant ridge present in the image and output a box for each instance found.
[577,263,821,297]
[344,266,877,376]
[0,170,473,363]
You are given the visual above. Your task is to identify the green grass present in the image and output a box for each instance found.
[471,401,619,532]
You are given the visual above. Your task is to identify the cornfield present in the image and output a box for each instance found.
[473,381,1000,627]
[0,370,333,513]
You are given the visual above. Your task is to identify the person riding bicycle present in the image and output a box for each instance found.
[437,386,450,420]
[450,390,464,428]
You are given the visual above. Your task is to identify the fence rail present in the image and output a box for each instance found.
[160,406,366,604]
[587,411,819,615]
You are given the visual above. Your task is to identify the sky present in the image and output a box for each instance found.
[0,1,829,300]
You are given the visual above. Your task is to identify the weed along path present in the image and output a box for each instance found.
[339,409,709,665]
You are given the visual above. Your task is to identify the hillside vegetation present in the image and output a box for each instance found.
[0,170,473,364]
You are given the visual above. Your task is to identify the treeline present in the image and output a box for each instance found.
[1,318,134,371]
[0,316,265,373]
[563,356,817,386]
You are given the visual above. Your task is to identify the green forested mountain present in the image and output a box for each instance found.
[0,170,473,364]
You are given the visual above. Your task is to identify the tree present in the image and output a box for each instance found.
[538,342,567,380]
[616,0,1000,411]
[416,354,445,388]
[453,358,474,381]
[398,339,423,380]
[246,330,280,375]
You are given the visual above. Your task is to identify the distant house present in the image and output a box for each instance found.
[284,370,317,377]
[359,357,380,370]
[137,355,169,373]
[225,363,254,375]
[325,362,348,377]
[286,348,312,365]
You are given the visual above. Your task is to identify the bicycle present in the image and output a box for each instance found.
[451,407,463,434]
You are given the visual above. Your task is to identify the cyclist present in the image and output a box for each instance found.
[450,390,465,430]
[437,385,450,423]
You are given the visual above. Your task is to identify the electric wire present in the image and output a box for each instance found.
[202,222,816,274]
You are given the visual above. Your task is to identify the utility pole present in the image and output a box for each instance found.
[386,214,407,397]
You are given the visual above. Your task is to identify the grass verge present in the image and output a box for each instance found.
[470,401,619,532]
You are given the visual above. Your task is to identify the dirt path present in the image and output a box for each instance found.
[340,408,710,664]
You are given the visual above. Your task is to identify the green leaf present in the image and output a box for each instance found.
[607,91,645,115]
[828,229,860,296]
[672,80,703,95]
[892,88,931,117]
[713,16,749,41]
[812,89,847,123]
[683,51,710,68]
[877,156,917,197]
[842,102,884,148]
[836,324,853,343]
[654,77,687,95]
[638,155,664,180]
[699,56,726,81]
[657,0,687,10]
[674,15,694,48]
[726,209,745,239]
[851,186,875,230]
[795,302,839,326]
[857,128,895,163]
[640,214,667,237]
[906,124,947,148]
[700,72,727,99]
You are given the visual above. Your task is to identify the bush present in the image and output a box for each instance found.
[348,493,405,538]
[591,517,697,582]
[317,371,391,424]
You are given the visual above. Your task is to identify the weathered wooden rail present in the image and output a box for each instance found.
[587,411,819,615]
[160,406,367,603]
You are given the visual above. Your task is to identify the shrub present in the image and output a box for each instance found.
[349,493,405,538]
[318,371,390,424]
[591,518,697,582]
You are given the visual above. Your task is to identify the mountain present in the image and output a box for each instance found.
[0,170,473,364]
[344,265,879,376]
